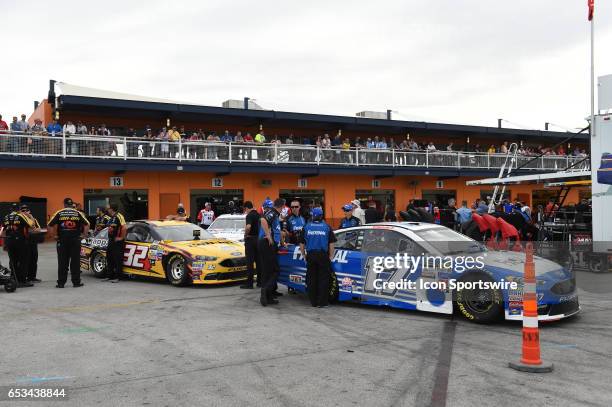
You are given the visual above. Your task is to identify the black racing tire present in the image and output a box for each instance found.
[455,272,503,324]
[4,279,17,293]
[328,270,339,303]
[165,254,191,286]
[90,251,107,278]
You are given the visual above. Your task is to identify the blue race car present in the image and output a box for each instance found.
[277,222,579,323]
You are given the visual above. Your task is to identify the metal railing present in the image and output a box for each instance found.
[0,131,591,171]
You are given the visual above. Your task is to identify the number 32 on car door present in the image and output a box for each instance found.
[123,243,150,274]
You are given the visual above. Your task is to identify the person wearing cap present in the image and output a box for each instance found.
[20,205,43,283]
[240,201,261,289]
[257,198,284,306]
[167,203,189,222]
[300,207,337,308]
[351,199,366,225]
[48,198,90,288]
[339,204,361,230]
[103,203,127,283]
[1,203,34,287]
[94,207,111,234]
[197,202,215,229]
[283,200,305,245]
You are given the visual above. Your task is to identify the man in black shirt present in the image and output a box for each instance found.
[104,204,127,283]
[241,201,260,289]
[48,197,90,288]
[1,203,34,287]
[364,202,382,224]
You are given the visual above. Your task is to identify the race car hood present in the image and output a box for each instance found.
[482,250,567,278]
[207,230,244,242]
[164,239,244,258]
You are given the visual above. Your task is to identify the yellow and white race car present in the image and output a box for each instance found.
[80,220,247,286]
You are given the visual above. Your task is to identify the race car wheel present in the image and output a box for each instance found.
[455,272,503,323]
[166,254,191,286]
[4,278,17,293]
[328,271,339,303]
[91,251,107,278]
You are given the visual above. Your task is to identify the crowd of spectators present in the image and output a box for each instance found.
[0,115,590,162]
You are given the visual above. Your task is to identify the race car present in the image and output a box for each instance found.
[277,222,580,323]
[206,214,246,242]
[80,220,247,285]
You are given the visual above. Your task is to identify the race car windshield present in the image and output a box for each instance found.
[208,218,245,231]
[154,225,214,241]
[415,228,484,255]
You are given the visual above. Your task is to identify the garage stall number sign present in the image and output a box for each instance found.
[110,176,124,187]
[123,244,149,268]
[212,177,224,188]
[372,179,381,189]
[298,178,308,188]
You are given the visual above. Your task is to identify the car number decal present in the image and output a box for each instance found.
[124,244,149,268]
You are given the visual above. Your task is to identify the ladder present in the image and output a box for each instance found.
[488,143,519,213]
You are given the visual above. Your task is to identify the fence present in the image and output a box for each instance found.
[0,131,590,171]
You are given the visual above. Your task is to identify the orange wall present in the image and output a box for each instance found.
[28,99,53,126]
[0,168,587,225]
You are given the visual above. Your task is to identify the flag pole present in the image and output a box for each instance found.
[590,6,595,137]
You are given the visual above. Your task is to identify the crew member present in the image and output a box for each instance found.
[48,197,90,288]
[197,202,215,229]
[1,203,33,287]
[104,203,127,283]
[21,205,43,283]
[94,207,111,234]
[300,207,336,308]
[240,201,260,289]
[283,200,305,244]
[338,204,360,229]
[257,198,283,306]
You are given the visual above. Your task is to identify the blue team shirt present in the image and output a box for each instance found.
[339,216,360,229]
[301,220,336,252]
[286,215,305,234]
[258,208,281,245]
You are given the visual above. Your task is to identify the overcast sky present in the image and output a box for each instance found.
[2,0,611,130]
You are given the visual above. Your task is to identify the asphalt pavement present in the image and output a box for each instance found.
[0,243,611,407]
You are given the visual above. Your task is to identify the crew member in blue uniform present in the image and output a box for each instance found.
[300,207,337,308]
[283,200,305,244]
[338,203,361,229]
[257,198,284,306]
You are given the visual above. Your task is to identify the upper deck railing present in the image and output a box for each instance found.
[0,131,590,171]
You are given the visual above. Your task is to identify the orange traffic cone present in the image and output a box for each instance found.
[509,243,554,373]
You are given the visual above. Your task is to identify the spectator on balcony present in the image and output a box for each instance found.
[377,137,388,164]
[302,135,313,161]
[221,130,233,143]
[233,131,244,160]
[243,131,254,160]
[179,126,186,140]
[500,141,508,154]
[9,116,22,152]
[557,145,565,156]
[354,136,362,148]
[159,127,169,158]
[446,142,454,152]
[167,126,181,158]
[321,134,332,162]
[255,130,267,160]
[62,121,77,155]
[487,145,496,154]
[126,127,138,157]
[143,127,155,158]
[18,114,30,132]
[342,138,352,164]
[29,119,45,154]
